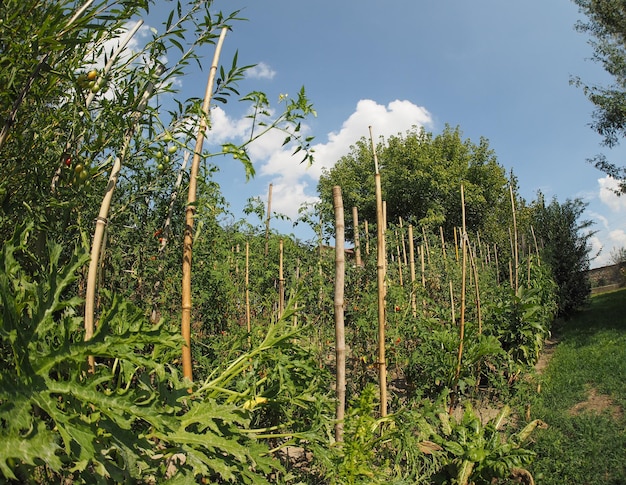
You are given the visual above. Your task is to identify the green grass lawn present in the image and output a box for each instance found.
[525,289,626,484]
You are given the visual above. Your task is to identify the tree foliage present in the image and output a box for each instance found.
[317,125,513,244]
[572,0,626,187]
[530,195,594,316]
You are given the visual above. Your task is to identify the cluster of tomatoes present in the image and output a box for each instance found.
[76,69,106,94]
[63,154,90,186]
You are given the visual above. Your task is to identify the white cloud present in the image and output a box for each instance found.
[267,182,320,219]
[205,99,431,219]
[247,62,276,80]
[250,99,432,216]
[609,229,626,247]
[598,176,626,211]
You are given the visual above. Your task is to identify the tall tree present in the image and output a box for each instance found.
[531,194,595,316]
[317,125,513,244]
[572,0,626,188]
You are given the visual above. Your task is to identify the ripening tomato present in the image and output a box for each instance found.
[87,69,98,81]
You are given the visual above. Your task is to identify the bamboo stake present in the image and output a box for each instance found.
[439,226,447,259]
[420,244,426,288]
[293,262,300,326]
[449,280,456,326]
[399,217,408,266]
[422,226,431,264]
[364,220,370,255]
[245,241,251,338]
[181,27,228,382]
[454,227,460,261]
[494,244,500,285]
[264,183,273,258]
[409,225,417,317]
[466,233,482,334]
[395,229,403,286]
[84,62,164,370]
[369,126,387,417]
[353,207,362,267]
[509,185,519,293]
[452,185,468,412]
[530,225,541,265]
[278,239,285,318]
[332,186,346,441]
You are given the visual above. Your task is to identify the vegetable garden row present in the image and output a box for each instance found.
[0,1,591,483]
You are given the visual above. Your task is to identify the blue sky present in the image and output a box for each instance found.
[147,0,626,267]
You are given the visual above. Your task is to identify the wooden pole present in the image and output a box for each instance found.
[84,62,164,371]
[181,27,228,382]
[395,229,403,287]
[369,126,387,416]
[364,220,370,255]
[353,206,362,267]
[409,225,417,317]
[264,183,273,258]
[452,185,468,411]
[333,186,346,442]
[278,239,285,318]
[440,226,447,259]
[509,185,519,293]
[245,241,251,337]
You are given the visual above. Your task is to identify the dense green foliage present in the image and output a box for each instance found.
[529,195,594,316]
[0,0,599,482]
[317,125,513,244]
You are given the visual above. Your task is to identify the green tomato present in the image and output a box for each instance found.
[157,163,164,171]
[74,164,84,174]
[155,151,163,159]
[168,145,177,154]
[79,170,89,181]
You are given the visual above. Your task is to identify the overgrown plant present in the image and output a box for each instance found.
[0,225,328,483]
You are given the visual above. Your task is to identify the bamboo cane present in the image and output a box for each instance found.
[353,207,362,267]
[422,226,431,264]
[530,225,541,265]
[466,233,482,334]
[454,227,460,261]
[369,126,387,417]
[181,27,228,382]
[245,241,251,338]
[84,62,165,371]
[399,217,408,267]
[452,185,468,412]
[395,229,403,287]
[332,186,346,441]
[364,220,370,255]
[509,185,519,293]
[409,225,417,317]
[494,244,500,285]
[449,280,456,326]
[440,226,447,259]
[278,239,285,318]
[264,183,273,258]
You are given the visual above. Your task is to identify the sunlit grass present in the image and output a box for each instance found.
[524,288,626,484]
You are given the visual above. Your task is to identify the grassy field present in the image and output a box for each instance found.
[524,288,626,484]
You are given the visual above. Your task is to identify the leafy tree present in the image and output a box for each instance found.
[317,125,513,245]
[530,194,595,316]
[571,0,626,188]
